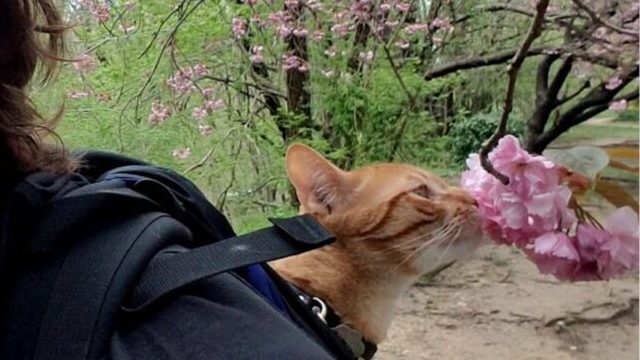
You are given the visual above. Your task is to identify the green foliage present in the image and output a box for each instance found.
[32,0,630,233]
[615,109,639,123]
[447,110,525,164]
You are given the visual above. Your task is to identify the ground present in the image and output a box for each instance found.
[378,246,638,360]
[378,119,639,360]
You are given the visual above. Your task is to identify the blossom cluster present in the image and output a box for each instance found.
[231,0,454,73]
[166,64,210,95]
[163,64,224,135]
[78,0,111,23]
[461,135,639,281]
[72,54,97,73]
[148,102,172,125]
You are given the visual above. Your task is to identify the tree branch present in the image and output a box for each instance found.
[528,66,639,152]
[536,53,560,95]
[424,46,552,80]
[548,55,574,99]
[571,0,639,38]
[525,54,574,150]
[556,80,591,107]
[454,4,584,26]
[479,0,551,184]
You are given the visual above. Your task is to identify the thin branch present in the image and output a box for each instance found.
[536,53,561,95]
[556,80,591,106]
[548,55,575,100]
[479,0,551,185]
[529,67,639,153]
[139,1,184,58]
[571,0,639,38]
[424,46,552,80]
[183,127,241,174]
[454,4,584,25]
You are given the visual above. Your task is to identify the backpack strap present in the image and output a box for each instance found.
[124,214,334,312]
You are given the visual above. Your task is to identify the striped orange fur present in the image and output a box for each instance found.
[271,144,483,344]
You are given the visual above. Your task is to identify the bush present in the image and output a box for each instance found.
[614,109,639,123]
[447,110,525,164]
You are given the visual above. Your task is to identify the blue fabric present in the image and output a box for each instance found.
[243,265,290,318]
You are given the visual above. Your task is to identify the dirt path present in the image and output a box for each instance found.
[378,245,638,360]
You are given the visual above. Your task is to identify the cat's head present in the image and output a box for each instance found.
[286,144,483,276]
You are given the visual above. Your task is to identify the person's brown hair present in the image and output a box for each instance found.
[0,0,76,175]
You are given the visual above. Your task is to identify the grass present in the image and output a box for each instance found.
[555,123,639,144]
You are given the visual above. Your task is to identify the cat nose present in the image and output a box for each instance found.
[451,189,478,207]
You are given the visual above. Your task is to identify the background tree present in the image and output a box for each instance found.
[47,0,638,228]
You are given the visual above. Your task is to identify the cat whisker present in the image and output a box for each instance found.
[393,216,466,273]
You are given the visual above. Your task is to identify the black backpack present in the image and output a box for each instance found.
[0,151,359,360]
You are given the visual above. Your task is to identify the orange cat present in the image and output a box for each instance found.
[271,144,483,346]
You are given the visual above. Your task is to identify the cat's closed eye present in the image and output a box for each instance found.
[411,185,431,198]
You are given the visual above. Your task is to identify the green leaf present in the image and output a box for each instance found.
[543,146,609,181]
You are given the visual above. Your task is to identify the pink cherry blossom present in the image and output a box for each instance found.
[527,232,584,280]
[250,46,265,64]
[331,23,350,37]
[66,90,90,99]
[385,20,399,28]
[358,51,374,64]
[395,2,411,12]
[324,46,337,57]
[192,107,207,121]
[205,99,225,112]
[462,135,639,282]
[72,54,97,73]
[525,246,587,282]
[321,70,335,78]
[605,207,640,269]
[311,30,325,41]
[80,1,111,23]
[198,124,213,136]
[282,54,307,72]
[533,232,580,261]
[278,24,293,38]
[148,102,171,126]
[268,11,290,25]
[166,65,207,95]
[405,23,429,34]
[609,99,628,112]
[395,40,410,49]
[251,53,265,64]
[430,17,454,32]
[462,137,574,246]
[350,0,372,20]
[172,147,191,160]
[605,76,623,90]
[293,28,308,37]
[576,207,640,279]
[192,63,209,77]
[284,0,300,10]
[232,18,247,38]
[91,4,111,23]
[167,72,194,95]
[306,0,322,10]
[202,88,215,99]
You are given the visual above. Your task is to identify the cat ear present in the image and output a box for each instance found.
[285,144,351,214]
